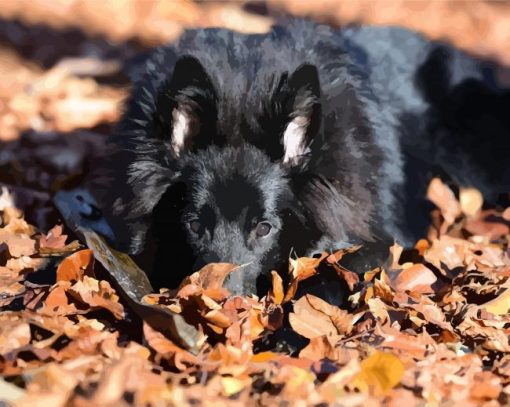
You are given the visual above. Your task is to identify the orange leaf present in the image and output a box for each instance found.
[270,270,284,305]
[393,263,437,294]
[427,177,461,227]
[56,249,94,282]
[289,294,352,339]
[326,244,362,264]
[179,263,238,292]
[299,335,337,361]
[289,253,327,281]
[251,351,279,363]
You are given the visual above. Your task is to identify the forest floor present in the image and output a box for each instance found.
[1,1,510,406]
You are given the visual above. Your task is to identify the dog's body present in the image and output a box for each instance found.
[84,20,509,295]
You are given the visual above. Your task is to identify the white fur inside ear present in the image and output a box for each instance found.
[282,116,309,165]
[171,108,192,156]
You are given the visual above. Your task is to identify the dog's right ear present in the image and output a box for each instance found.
[155,55,218,156]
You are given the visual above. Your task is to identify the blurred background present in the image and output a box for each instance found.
[0,0,509,228]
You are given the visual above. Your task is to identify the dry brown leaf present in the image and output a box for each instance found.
[393,263,437,294]
[67,276,124,319]
[332,264,359,291]
[0,231,36,258]
[326,244,362,264]
[181,263,238,292]
[427,177,461,228]
[284,253,328,302]
[481,287,510,316]
[56,249,95,282]
[459,187,483,217]
[502,207,510,221]
[352,351,404,395]
[39,224,67,249]
[289,294,352,339]
[143,323,197,370]
[270,270,284,305]
[0,320,30,354]
[299,335,337,361]
[389,242,404,270]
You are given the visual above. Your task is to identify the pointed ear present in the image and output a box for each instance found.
[282,64,321,166]
[155,56,218,156]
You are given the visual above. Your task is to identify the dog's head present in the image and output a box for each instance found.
[145,55,323,294]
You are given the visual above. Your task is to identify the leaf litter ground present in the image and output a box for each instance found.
[0,179,509,406]
[0,2,509,405]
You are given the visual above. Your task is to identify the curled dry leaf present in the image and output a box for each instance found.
[427,177,461,229]
[284,253,328,302]
[332,264,359,291]
[389,242,404,270]
[326,244,362,264]
[39,224,67,249]
[182,262,239,292]
[270,270,284,305]
[289,253,328,281]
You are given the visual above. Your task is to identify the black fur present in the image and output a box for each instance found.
[85,20,509,296]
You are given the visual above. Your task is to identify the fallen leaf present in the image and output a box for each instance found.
[39,224,67,249]
[0,231,36,258]
[353,351,404,395]
[56,249,94,282]
[0,377,25,403]
[270,270,284,305]
[326,244,362,264]
[289,294,352,339]
[221,377,245,397]
[393,263,437,294]
[143,323,197,370]
[68,276,124,319]
[459,187,483,217]
[299,335,337,361]
[284,253,327,302]
[427,177,461,228]
[181,263,239,292]
[0,320,30,354]
[481,287,510,315]
[332,264,359,291]
[503,207,510,221]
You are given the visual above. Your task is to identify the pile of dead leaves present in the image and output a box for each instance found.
[0,56,126,142]
[0,179,510,406]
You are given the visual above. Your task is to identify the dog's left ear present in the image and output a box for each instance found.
[155,55,218,156]
[281,64,321,166]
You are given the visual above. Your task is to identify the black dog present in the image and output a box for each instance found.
[74,20,509,296]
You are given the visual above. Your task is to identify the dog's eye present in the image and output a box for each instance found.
[189,220,202,234]
[255,221,272,237]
